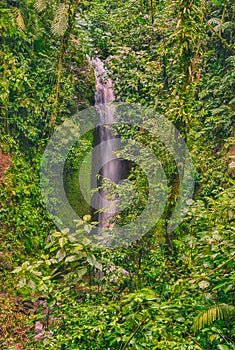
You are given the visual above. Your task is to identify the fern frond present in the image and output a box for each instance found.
[34,0,47,13]
[208,18,234,33]
[208,18,221,26]
[192,304,235,333]
[16,9,25,30]
[220,21,235,33]
[51,3,68,36]
[226,56,235,65]
[5,8,26,30]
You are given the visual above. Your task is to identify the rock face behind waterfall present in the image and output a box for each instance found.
[91,58,122,228]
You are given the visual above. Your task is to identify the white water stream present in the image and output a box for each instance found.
[92,58,122,227]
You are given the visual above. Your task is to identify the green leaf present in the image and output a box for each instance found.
[12,266,22,273]
[82,237,91,245]
[61,228,69,234]
[212,0,222,6]
[56,249,66,262]
[59,236,67,248]
[198,280,210,289]
[87,254,97,267]
[44,241,55,250]
[65,255,77,263]
[77,267,87,279]
[52,231,62,238]
[94,260,102,271]
[31,270,42,276]
[218,345,230,350]
[84,224,92,233]
[212,282,228,291]
[22,261,30,270]
[18,278,26,288]
[73,244,84,252]
[28,280,36,289]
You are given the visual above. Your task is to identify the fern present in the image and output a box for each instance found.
[208,18,234,33]
[208,17,221,27]
[16,9,25,30]
[5,8,26,30]
[226,56,235,65]
[192,304,235,333]
[51,3,69,36]
[34,0,47,13]
[220,21,235,33]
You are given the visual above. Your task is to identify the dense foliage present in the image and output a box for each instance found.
[0,0,234,349]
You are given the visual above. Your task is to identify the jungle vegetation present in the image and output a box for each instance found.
[0,0,234,349]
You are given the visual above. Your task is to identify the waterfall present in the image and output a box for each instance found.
[91,58,122,228]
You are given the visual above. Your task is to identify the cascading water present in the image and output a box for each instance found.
[91,58,122,228]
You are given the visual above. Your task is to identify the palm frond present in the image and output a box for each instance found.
[192,304,235,333]
[51,3,68,37]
